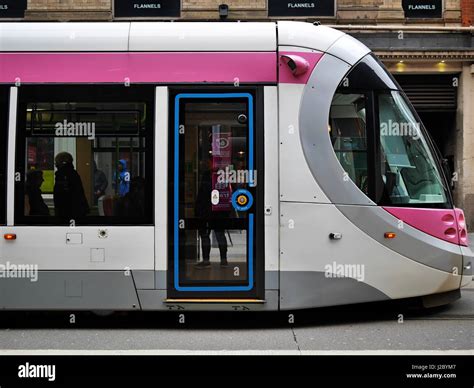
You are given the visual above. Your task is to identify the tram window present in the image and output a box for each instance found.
[377,91,449,206]
[17,100,152,224]
[329,93,369,195]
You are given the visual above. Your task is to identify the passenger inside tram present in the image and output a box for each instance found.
[25,170,49,216]
[194,158,229,269]
[53,151,89,219]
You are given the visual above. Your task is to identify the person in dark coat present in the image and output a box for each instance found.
[53,152,89,219]
[25,170,50,216]
[115,176,145,217]
[194,159,229,269]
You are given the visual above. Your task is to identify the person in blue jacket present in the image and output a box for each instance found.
[113,159,130,197]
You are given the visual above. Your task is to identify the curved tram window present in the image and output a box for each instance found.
[329,93,369,196]
[377,91,449,206]
[329,58,451,208]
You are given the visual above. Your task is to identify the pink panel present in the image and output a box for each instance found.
[0,52,277,84]
[454,208,469,246]
[278,51,323,84]
[383,206,461,245]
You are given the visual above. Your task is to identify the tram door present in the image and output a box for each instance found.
[0,87,9,225]
[168,91,263,299]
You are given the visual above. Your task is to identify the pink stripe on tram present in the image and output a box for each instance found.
[383,206,461,245]
[0,52,277,84]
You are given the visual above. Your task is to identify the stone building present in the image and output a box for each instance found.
[1,0,474,225]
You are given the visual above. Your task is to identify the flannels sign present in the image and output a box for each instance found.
[0,0,27,18]
[402,0,442,18]
[115,0,180,17]
[268,0,335,17]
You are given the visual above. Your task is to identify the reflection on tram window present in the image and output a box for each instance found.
[378,91,449,206]
[21,102,149,222]
[178,100,251,285]
[182,229,248,282]
[329,93,369,195]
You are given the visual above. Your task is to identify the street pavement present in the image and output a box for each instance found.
[0,289,471,353]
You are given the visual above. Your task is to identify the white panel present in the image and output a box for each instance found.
[130,22,276,52]
[277,21,344,53]
[6,87,17,226]
[155,87,168,272]
[279,45,321,53]
[0,226,154,270]
[0,23,130,52]
[263,86,279,272]
[326,34,371,65]
[279,84,330,203]
[66,233,83,245]
[280,202,461,299]
[90,248,105,263]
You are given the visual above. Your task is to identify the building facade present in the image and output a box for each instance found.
[1,0,474,226]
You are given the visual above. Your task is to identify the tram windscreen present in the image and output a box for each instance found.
[329,69,451,208]
[378,91,449,206]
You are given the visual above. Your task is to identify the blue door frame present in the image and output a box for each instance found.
[173,93,255,292]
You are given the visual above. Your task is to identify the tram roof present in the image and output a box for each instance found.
[0,21,369,64]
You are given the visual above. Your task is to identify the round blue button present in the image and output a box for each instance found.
[231,189,253,211]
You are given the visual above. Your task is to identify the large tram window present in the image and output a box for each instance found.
[377,91,449,207]
[16,89,154,225]
[329,93,369,196]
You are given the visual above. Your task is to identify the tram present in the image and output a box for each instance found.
[0,21,471,311]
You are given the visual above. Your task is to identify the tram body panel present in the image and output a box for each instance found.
[279,202,462,310]
[154,86,169,278]
[136,289,280,311]
[263,86,280,284]
[279,82,330,204]
[324,33,372,66]
[277,21,345,54]
[278,45,330,204]
[0,22,131,52]
[0,22,277,52]
[129,22,277,51]
[460,246,473,287]
[0,271,140,310]
[0,226,155,270]
[337,205,464,275]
